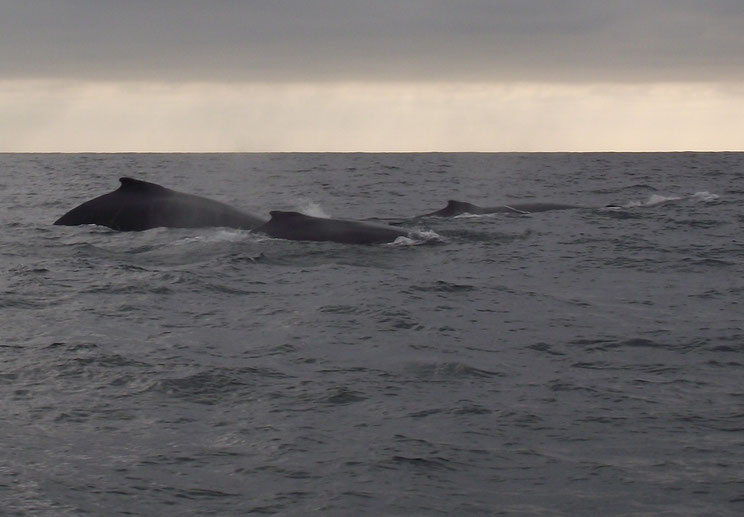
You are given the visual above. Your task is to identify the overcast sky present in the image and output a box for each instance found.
[2,1,743,151]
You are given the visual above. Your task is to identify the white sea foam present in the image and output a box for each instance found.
[691,191,719,202]
[389,229,444,246]
[645,194,684,206]
[624,191,720,208]
[453,212,498,219]
[176,229,249,244]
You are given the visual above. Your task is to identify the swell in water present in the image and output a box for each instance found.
[1,152,743,516]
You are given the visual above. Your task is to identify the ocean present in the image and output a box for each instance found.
[1,152,742,516]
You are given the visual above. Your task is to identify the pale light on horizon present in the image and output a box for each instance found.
[1,80,743,153]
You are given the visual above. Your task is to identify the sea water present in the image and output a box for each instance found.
[1,153,742,516]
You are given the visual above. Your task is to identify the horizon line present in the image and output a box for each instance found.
[1,149,742,154]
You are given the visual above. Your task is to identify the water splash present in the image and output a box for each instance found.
[389,229,444,246]
[691,191,719,202]
[645,194,684,206]
[297,201,330,218]
[621,192,719,208]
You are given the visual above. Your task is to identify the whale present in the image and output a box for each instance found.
[254,211,411,244]
[54,177,266,231]
[421,200,582,217]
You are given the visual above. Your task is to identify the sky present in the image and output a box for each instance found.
[1,1,743,152]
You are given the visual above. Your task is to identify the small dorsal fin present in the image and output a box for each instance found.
[118,177,170,194]
[269,210,306,220]
[446,200,473,209]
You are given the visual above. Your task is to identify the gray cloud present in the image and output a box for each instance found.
[2,1,743,82]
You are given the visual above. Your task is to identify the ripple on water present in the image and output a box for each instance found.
[404,361,504,380]
[148,367,289,405]
[3,153,743,517]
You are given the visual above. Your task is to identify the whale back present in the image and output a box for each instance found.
[424,200,483,217]
[255,211,408,244]
[421,199,581,217]
[54,177,266,231]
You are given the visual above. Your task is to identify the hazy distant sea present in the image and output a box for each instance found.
[2,153,743,516]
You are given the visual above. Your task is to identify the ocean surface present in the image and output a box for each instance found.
[1,152,743,516]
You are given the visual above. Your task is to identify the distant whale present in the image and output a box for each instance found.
[254,211,411,244]
[54,178,266,231]
[421,200,582,217]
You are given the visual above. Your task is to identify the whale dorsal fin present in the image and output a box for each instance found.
[269,210,308,220]
[441,200,480,215]
[446,200,475,210]
[118,177,171,195]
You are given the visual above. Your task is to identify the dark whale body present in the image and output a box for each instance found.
[423,200,582,217]
[54,178,266,231]
[255,211,410,244]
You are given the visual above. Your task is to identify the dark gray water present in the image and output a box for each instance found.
[2,153,743,516]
